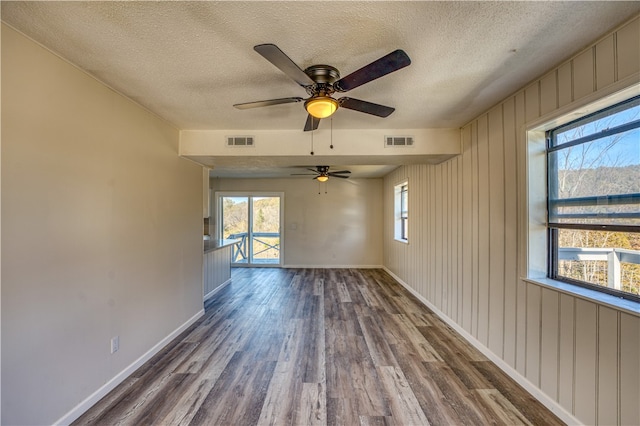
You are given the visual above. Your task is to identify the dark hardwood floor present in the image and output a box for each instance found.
[74,268,564,425]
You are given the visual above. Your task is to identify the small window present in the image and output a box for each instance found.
[547,95,640,302]
[395,182,408,242]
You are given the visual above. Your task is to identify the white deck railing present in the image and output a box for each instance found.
[558,247,640,290]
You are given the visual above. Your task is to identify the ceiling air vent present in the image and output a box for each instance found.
[226,136,255,147]
[385,136,414,147]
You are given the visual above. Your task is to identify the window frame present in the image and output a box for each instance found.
[394,181,409,243]
[400,183,408,241]
[523,83,640,316]
[517,90,640,306]
[546,96,640,302]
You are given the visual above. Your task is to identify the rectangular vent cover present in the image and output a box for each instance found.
[385,136,414,147]
[227,136,254,147]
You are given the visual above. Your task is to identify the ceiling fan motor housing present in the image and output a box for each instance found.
[304,65,341,98]
[304,65,340,84]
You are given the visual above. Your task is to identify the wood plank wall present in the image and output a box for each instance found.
[383,16,639,425]
[203,247,232,299]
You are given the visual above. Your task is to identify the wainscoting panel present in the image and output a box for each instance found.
[203,247,232,299]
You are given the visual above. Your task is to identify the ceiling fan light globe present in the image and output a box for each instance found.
[305,97,338,119]
[316,175,329,182]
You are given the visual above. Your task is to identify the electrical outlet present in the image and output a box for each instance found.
[111,336,119,354]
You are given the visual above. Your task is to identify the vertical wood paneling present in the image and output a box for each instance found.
[203,247,232,297]
[525,83,540,122]
[442,162,448,313]
[597,307,618,426]
[515,92,527,376]
[417,167,429,294]
[617,17,640,80]
[514,91,528,377]
[408,165,416,290]
[456,154,464,326]
[502,96,517,368]
[471,121,480,338]
[540,289,559,401]
[423,165,429,297]
[557,62,573,107]
[574,299,597,424]
[382,170,392,272]
[477,115,490,345]
[558,294,575,410]
[596,35,616,89]
[488,106,505,356]
[381,16,639,426]
[429,166,437,302]
[435,165,443,310]
[404,168,411,284]
[450,158,458,321]
[461,125,474,334]
[525,284,541,387]
[444,163,451,312]
[417,166,425,297]
[573,48,595,101]
[418,165,424,297]
[620,313,640,426]
[540,72,558,116]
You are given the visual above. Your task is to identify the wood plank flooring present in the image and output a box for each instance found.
[73,268,564,425]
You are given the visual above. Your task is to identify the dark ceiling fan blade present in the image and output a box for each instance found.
[254,44,315,87]
[334,49,411,92]
[329,170,351,175]
[234,97,304,109]
[328,173,350,179]
[291,173,317,176]
[338,97,395,117]
[304,114,320,132]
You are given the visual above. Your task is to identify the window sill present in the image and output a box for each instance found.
[522,276,640,317]
[394,238,409,244]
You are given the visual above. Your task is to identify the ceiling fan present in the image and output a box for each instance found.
[291,166,351,182]
[233,44,411,131]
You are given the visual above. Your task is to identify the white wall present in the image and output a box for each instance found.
[383,16,640,425]
[212,177,383,267]
[1,24,204,425]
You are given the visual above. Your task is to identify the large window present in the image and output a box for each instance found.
[547,95,640,302]
[394,182,408,242]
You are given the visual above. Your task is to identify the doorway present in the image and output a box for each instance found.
[217,193,283,266]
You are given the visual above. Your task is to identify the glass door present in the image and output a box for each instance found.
[250,196,280,265]
[220,196,249,264]
[219,193,282,266]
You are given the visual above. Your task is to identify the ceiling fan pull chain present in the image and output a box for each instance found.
[310,130,314,155]
[330,117,334,149]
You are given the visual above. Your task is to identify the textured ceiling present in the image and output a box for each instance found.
[2,1,639,177]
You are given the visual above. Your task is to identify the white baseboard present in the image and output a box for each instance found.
[382,267,580,426]
[54,309,205,426]
[282,264,383,269]
[204,278,232,301]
